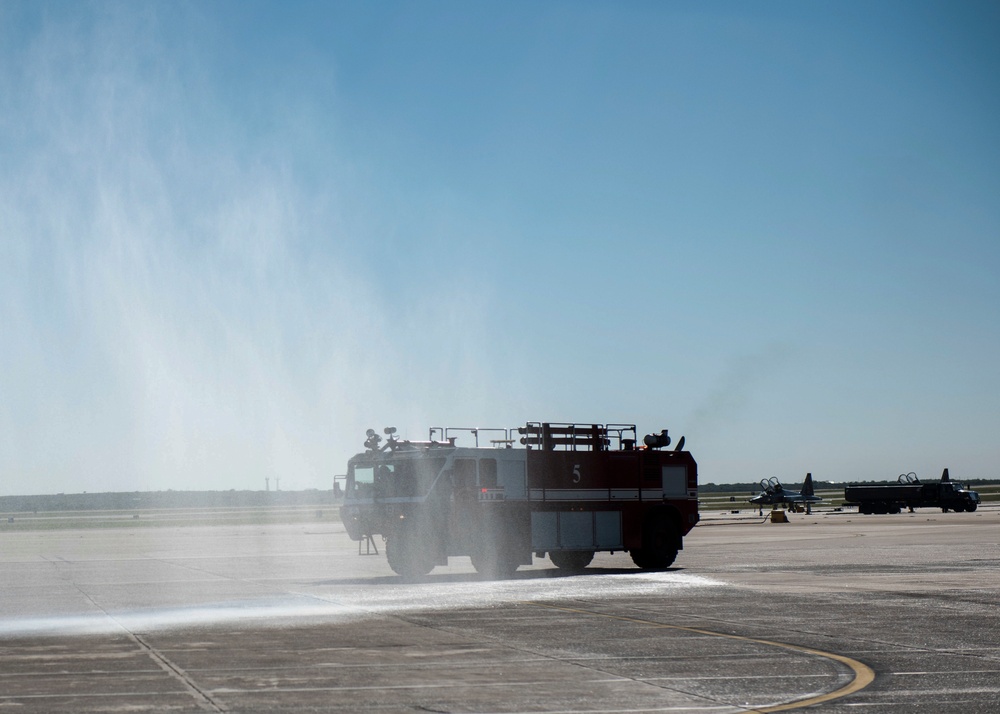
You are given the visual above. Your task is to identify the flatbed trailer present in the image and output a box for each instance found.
[844,469,980,514]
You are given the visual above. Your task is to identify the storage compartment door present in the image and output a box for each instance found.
[662,465,688,497]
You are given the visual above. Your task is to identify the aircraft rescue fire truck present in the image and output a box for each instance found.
[340,422,699,579]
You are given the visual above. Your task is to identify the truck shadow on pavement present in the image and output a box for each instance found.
[314,567,684,586]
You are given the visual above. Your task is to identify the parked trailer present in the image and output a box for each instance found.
[340,422,699,578]
[844,469,980,514]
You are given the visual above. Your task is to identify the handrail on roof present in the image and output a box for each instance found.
[518,422,637,452]
[428,427,513,448]
[424,423,640,451]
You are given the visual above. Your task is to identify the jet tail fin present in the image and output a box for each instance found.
[801,472,815,498]
[941,468,950,482]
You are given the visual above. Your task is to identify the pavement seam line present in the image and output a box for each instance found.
[524,601,875,713]
[42,558,228,711]
[132,634,227,713]
[383,610,734,711]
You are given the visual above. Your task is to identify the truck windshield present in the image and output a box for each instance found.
[348,464,376,497]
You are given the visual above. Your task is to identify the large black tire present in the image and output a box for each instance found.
[630,514,679,571]
[549,550,595,572]
[385,528,434,579]
[471,543,519,580]
[967,502,978,512]
[472,531,519,580]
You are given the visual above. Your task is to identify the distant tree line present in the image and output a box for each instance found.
[0,489,338,513]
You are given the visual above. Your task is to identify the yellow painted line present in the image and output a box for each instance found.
[525,602,874,713]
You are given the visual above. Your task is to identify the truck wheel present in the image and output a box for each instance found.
[952,503,965,512]
[967,503,978,512]
[385,533,434,579]
[549,550,594,572]
[630,515,679,571]
[471,535,519,580]
[471,547,518,580]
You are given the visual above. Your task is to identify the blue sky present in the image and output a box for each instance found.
[1,1,998,494]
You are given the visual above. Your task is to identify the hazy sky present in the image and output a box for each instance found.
[2,1,998,495]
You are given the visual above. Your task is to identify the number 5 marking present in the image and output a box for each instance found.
[572,464,581,483]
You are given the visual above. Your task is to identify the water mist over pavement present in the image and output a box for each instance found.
[0,558,725,637]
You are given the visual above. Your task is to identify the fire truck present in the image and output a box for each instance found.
[340,422,699,579]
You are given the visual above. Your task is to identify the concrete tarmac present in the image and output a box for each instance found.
[1,507,998,712]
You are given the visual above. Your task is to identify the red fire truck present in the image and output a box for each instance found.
[340,422,699,579]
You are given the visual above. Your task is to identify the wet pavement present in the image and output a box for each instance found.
[1,507,998,712]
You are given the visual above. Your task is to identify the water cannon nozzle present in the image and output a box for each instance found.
[643,429,671,449]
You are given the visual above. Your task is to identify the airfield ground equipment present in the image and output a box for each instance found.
[843,469,980,514]
[340,422,699,578]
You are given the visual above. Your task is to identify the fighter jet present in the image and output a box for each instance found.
[749,473,823,514]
